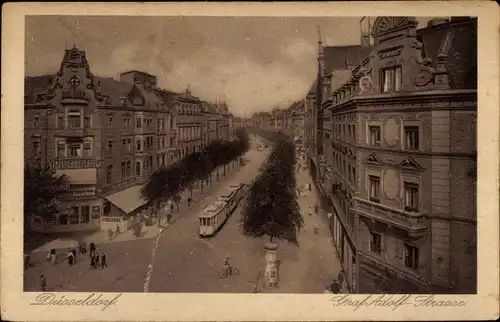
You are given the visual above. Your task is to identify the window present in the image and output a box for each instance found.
[136,139,142,152]
[83,142,91,157]
[122,139,127,151]
[80,206,90,224]
[404,126,419,150]
[136,162,142,176]
[58,116,65,129]
[107,140,114,154]
[369,175,380,203]
[156,155,160,167]
[32,141,40,156]
[136,117,142,128]
[121,162,126,179]
[53,142,64,158]
[381,66,402,92]
[404,182,419,212]
[369,232,381,254]
[34,117,40,128]
[124,117,130,128]
[127,139,132,152]
[84,116,91,128]
[162,154,165,166]
[106,165,113,184]
[68,111,81,128]
[126,161,131,177]
[68,144,82,157]
[157,138,161,149]
[149,156,153,169]
[369,126,381,147]
[404,244,419,270]
[69,207,79,224]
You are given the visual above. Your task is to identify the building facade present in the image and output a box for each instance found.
[25,46,234,233]
[306,17,477,294]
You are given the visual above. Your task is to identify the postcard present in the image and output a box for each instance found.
[1,2,499,321]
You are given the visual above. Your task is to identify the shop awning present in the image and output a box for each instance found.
[55,168,97,184]
[105,184,148,214]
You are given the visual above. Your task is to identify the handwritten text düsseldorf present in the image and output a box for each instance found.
[30,293,123,311]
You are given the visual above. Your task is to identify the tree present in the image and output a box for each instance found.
[24,160,69,233]
[141,162,183,227]
[241,132,303,244]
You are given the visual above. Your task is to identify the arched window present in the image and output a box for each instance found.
[106,165,113,184]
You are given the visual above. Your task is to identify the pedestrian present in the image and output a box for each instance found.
[89,242,96,258]
[50,249,57,265]
[39,274,47,292]
[90,254,95,269]
[308,206,313,217]
[100,252,107,269]
[314,203,319,214]
[187,197,192,208]
[94,254,100,269]
[329,279,341,294]
[46,249,52,261]
[67,249,74,266]
[81,241,87,255]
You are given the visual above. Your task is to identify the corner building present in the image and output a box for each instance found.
[306,17,477,293]
[24,46,229,233]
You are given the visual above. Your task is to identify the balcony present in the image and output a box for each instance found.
[353,197,427,238]
[61,88,88,104]
[59,127,86,138]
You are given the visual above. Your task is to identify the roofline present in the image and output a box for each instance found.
[119,70,157,78]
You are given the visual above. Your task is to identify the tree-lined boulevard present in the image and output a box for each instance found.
[24,130,344,293]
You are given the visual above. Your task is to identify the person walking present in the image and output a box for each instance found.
[314,203,319,214]
[39,274,47,292]
[90,254,96,269]
[187,197,192,208]
[50,249,57,265]
[67,249,74,267]
[308,206,313,217]
[93,254,100,269]
[89,242,96,258]
[81,241,87,255]
[100,252,107,269]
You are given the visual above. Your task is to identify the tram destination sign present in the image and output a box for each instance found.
[50,159,103,170]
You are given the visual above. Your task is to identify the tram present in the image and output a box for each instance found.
[198,183,246,237]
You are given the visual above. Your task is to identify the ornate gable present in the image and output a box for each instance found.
[397,156,424,171]
[365,153,384,166]
[372,17,418,38]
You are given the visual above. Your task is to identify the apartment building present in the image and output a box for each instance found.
[24,46,233,233]
[306,17,477,293]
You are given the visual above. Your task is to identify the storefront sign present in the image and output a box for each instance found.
[72,190,96,197]
[50,159,103,170]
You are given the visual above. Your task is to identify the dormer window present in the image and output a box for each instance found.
[69,53,81,63]
[381,66,402,92]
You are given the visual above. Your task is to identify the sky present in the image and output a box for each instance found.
[25,16,433,117]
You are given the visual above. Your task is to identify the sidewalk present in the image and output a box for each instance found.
[30,161,241,253]
[288,164,350,293]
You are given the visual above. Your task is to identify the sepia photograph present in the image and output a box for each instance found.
[2,2,499,321]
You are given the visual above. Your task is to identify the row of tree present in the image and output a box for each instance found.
[241,130,303,245]
[141,128,250,222]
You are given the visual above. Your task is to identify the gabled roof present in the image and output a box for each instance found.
[93,76,134,106]
[324,45,371,73]
[417,17,477,90]
[25,75,55,104]
[134,83,164,108]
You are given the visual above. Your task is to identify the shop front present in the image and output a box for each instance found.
[329,197,356,293]
[103,184,148,232]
